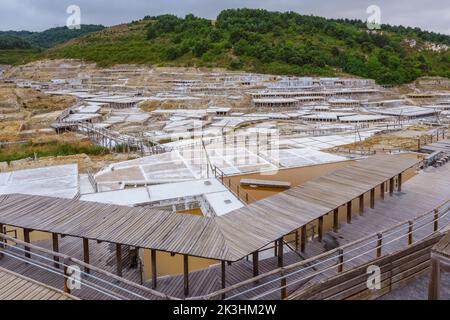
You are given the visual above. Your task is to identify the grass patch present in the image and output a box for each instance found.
[0,141,109,163]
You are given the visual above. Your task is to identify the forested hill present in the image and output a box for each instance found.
[0,25,105,48]
[28,9,450,84]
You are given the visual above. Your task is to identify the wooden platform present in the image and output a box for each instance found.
[0,267,76,300]
[0,161,447,300]
[0,155,420,262]
[240,179,291,188]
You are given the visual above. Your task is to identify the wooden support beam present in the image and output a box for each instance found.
[389,177,394,195]
[318,217,324,242]
[23,228,31,259]
[428,258,441,300]
[434,209,439,232]
[277,238,284,267]
[333,209,339,232]
[376,233,383,258]
[280,270,287,299]
[295,230,299,251]
[0,223,4,249]
[52,233,59,268]
[359,194,364,216]
[301,226,307,253]
[346,201,352,224]
[221,261,226,300]
[221,261,226,290]
[398,173,403,192]
[274,240,277,257]
[183,254,189,297]
[83,238,90,273]
[151,249,157,289]
[116,244,122,277]
[408,221,414,245]
[370,189,375,209]
[337,249,344,273]
[380,182,385,200]
[252,251,259,277]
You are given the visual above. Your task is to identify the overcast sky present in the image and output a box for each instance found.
[1,0,449,35]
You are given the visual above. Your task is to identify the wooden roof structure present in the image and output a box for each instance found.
[0,155,420,262]
[0,267,77,300]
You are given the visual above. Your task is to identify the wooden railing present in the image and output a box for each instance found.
[213,166,258,204]
[0,233,178,300]
[189,199,450,300]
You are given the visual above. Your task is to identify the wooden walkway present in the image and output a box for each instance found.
[0,267,76,300]
[0,155,420,262]
[0,161,447,300]
[154,163,450,299]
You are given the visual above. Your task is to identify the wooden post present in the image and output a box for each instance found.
[376,233,383,258]
[389,177,394,195]
[408,221,414,245]
[221,261,226,290]
[380,182,385,200]
[428,258,441,300]
[434,209,439,232]
[183,254,189,297]
[318,217,324,242]
[337,249,344,273]
[370,189,375,209]
[295,230,299,251]
[280,269,287,299]
[398,173,402,192]
[116,244,122,277]
[63,265,71,294]
[301,226,307,253]
[52,233,59,268]
[274,240,278,257]
[221,261,226,300]
[151,249,157,289]
[333,209,339,232]
[346,201,352,224]
[83,238,90,273]
[252,251,259,277]
[359,194,364,216]
[277,238,284,267]
[23,228,31,259]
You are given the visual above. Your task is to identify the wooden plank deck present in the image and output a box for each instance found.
[0,155,420,262]
[0,267,77,300]
[0,161,446,300]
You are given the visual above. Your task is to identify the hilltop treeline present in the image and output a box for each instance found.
[0,25,104,49]
[142,9,450,84]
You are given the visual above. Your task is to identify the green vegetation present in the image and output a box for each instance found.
[0,35,32,49]
[0,25,105,48]
[0,141,109,163]
[0,48,42,65]
[0,25,104,65]
[44,9,450,85]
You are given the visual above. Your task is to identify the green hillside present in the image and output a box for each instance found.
[24,9,450,84]
[0,25,104,64]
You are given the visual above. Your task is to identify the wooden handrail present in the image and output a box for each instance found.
[190,199,449,300]
[0,233,178,300]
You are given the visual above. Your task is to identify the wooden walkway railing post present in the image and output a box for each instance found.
[376,233,383,258]
[23,228,31,259]
[52,233,59,268]
[434,209,439,231]
[408,221,414,245]
[337,249,344,273]
[333,209,339,232]
[280,269,287,299]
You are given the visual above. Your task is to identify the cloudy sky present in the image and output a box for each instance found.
[1,0,449,35]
